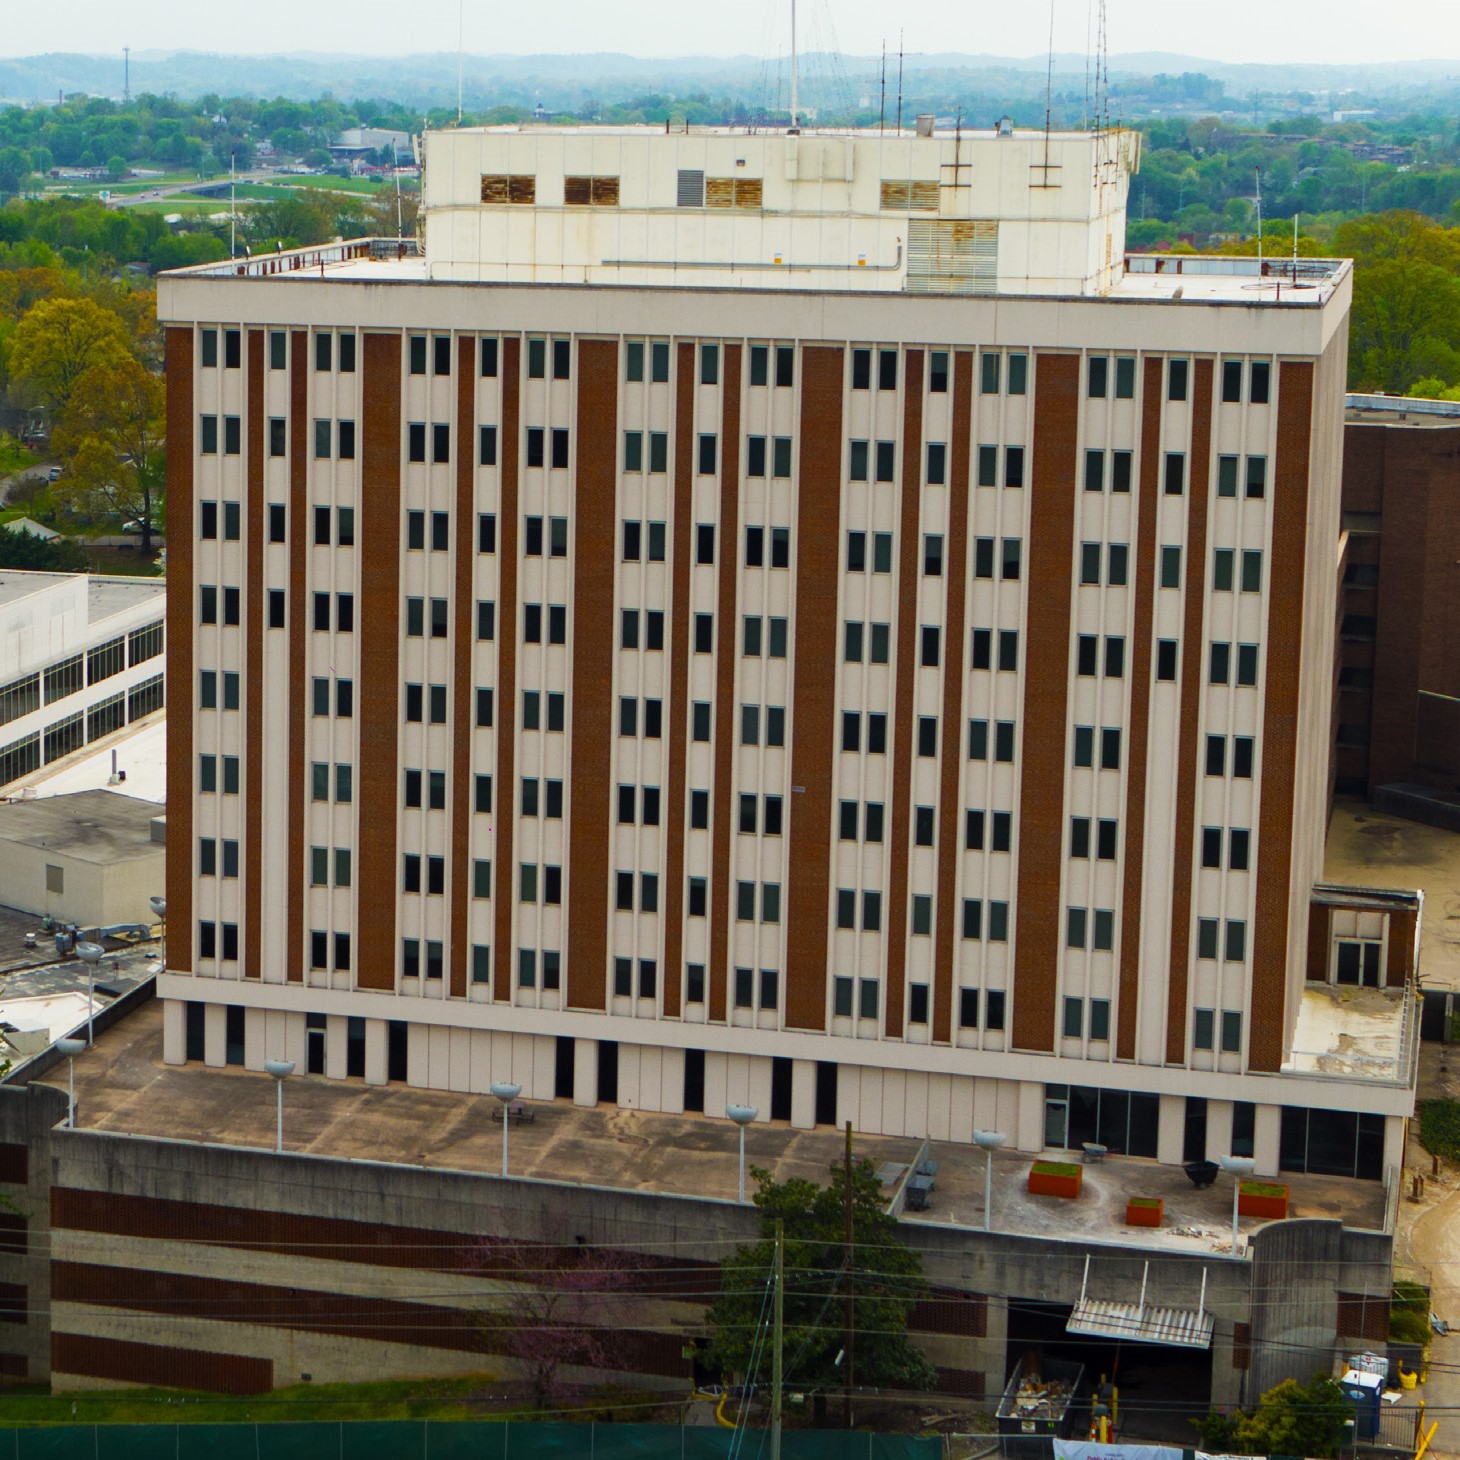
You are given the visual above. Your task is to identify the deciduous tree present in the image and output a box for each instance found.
[7,295,132,414]
[466,1237,635,1409]
[704,1163,936,1406]
[52,356,165,550]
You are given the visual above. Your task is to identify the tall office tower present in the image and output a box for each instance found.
[156,123,1417,1181]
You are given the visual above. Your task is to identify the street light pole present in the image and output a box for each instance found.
[973,1130,1007,1233]
[1219,1154,1256,1255]
[265,1060,294,1153]
[57,1038,84,1128]
[149,895,166,971]
[727,1105,757,1202]
[491,1081,522,1177]
[75,942,103,1047]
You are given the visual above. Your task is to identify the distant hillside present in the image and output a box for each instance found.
[1,48,1457,111]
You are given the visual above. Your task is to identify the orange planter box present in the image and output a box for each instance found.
[1126,1198,1163,1227]
[1237,1182,1289,1220]
[1028,1161,1082,1199]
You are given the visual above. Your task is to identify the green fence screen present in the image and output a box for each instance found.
[0,1421,941,1460]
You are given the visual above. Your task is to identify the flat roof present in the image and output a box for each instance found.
[38,1001,1387,1246]
[87,575,165,624]
[171,237,1348,308]
[0,570,163,621]
[18,716,166,805]
[0,789,162,864]
[451,122,1105,142]
[0,570,75,608]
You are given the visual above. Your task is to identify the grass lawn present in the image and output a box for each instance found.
[0,1376,511,1426]
[271,174,391,195]
[128,199,234,216]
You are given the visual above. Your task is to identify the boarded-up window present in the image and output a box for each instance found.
[563,175,620,206]
[677,169,705,207]
[1232,1321,1250,1370]
[480,174,537,205]
[881,179,939,211]
[905,219,998,295]
[1336,1291,1391,1343]
[705,177,763,210]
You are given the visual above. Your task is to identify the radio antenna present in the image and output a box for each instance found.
[789,0,800,132]
[895,31,904,134]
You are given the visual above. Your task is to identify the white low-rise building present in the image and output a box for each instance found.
[0,572,165,793]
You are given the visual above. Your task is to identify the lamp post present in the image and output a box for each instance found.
[491,1081,522,1177]
[973,1130,1007,1233]
[75,941,103,1047]
[727,1105,758,1203]
[57,1038,85,1128]
[265,1060,294,1153]
[1218,1154,1256,1255]
[149,895,166,971]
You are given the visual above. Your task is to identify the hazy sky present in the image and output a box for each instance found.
[1,0,1456,67]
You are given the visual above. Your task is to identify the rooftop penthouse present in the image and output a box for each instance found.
[177,121,1349,318]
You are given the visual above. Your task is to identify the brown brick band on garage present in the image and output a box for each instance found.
[1249,360,1316,1073]
[356,333,402,992]
[1116,358,1165,1059]
[566,340,618,1011]
[53,1263,690,1381]
[661,343,696,1020]
[164,327,194,974]
[493,338,521,1001]
[709,346,743,1025]
[884,349,925,1041]
[51,1332,271,1394]
[450,334,476,999]
[932,351,974,1046]
[1164,358,1214,1065]
[1012,352,1081,1054]
[784,345,845,1033]
[244,329,264,980]
[286,330,309,982]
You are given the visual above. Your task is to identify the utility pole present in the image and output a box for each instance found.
[843,1119,855,1430]
[771,1218,784,1460]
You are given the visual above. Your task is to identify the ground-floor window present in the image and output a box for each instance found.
[1279,1105,1384,1180]
[1044,1084,1158,1157]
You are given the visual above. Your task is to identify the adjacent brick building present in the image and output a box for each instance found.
[1336,395,1460,805]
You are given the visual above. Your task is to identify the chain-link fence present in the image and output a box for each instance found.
[0,1421,942,1459]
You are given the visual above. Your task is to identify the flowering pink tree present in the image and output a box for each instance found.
[467,1236,637,1409]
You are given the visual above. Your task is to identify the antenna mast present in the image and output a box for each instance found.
[789,0,799,131]
[879,41,886,134]
[456,0,465,125]
[895,31,904,134]
[1255,169,1264,278]
[1041,0,1056,182]
[123,47,130,105]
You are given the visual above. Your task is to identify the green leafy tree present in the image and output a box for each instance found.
[0,147,30,197]
[1193,1374,1351,1458]
[51,356,165,551]
[0,525,87,572]
[7,296,133,414]
[704,1163,936,1403]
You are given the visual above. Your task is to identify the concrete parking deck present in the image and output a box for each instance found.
[32,1002,1389,1249]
